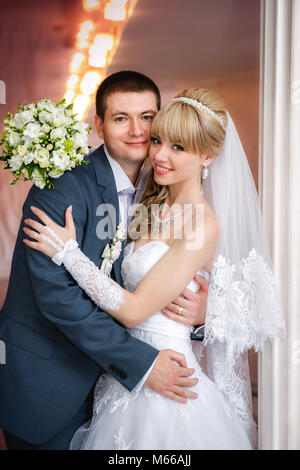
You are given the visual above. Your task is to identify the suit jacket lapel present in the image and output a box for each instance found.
[91,145,123,284]
[91,145,120,224]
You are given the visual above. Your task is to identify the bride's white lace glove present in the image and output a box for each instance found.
[23,205,124,313]
[53,239,124,312]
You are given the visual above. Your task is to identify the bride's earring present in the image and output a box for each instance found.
[202,166,209,180]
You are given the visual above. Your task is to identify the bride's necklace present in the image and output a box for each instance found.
[153,189,204,227]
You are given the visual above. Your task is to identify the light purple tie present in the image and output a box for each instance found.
[118,189,136,231]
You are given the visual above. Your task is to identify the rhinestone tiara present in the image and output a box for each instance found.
[173,97,225,130]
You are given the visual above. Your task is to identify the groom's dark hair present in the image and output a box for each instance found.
[95,70,161,120]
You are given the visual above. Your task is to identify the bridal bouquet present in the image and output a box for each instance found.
[0,99,92,189]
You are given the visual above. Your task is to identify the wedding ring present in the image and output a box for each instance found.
[34,232,39,240]
[178,306,184,315]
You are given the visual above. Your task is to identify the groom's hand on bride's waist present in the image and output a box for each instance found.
[144,349,199,403]
[161,274,208,327]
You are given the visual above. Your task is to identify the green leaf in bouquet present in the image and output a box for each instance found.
[26,165,34,179]
[55,98,66,108]
[70,126,79,135]
[11,175,21,185]
[17,103,24,111]
[65,104,73,110]
[36,166,46,178]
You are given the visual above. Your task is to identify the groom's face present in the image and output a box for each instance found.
[94,91,158,164]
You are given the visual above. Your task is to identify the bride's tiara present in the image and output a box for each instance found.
[173,97,225,130]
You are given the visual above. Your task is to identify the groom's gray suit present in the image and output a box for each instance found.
[0,145,158,449]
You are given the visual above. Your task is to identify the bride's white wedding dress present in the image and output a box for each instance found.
[69,240,253,450]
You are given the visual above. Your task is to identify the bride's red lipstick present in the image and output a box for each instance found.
[154,164,173,175]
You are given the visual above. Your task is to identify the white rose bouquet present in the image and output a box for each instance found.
[0,98,92,189]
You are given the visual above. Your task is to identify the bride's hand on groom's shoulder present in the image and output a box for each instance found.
[23,205,76,258]
[161,275,208,326]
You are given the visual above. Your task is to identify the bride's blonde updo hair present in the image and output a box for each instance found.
[129,88,228,240]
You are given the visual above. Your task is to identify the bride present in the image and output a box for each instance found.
[23,88,285,450]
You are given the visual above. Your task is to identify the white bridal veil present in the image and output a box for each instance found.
[202,112,286,447]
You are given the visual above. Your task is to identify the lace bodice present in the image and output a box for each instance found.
[121,240,210,339]
[122,240,210,292]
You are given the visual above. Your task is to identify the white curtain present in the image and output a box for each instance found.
[259,0,300,450]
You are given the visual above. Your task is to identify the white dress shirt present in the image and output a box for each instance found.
[104,145,157,390]
[104,146,136,230]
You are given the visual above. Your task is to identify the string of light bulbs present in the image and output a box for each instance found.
[64,0,138,120]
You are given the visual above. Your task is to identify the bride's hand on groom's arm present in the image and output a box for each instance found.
[145,349,199,403]
[22,205,76,257]
[161,275,208,326]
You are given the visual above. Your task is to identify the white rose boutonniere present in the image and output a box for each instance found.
[100,223,126,276]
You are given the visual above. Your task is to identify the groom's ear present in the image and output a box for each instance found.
[94,114,104,140]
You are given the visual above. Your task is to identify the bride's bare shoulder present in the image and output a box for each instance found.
[180,200,218,256]
[203,201,219,242]
[189,198,218,239]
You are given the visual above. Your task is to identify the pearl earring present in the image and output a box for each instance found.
[202,166,209,180]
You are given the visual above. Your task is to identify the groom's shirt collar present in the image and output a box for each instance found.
[104,145,136,194]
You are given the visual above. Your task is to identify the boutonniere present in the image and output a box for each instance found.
[100,222,126,276]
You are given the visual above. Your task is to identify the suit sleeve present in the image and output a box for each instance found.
[23,176,158,392]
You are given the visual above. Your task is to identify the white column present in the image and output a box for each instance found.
[259,0,300,450]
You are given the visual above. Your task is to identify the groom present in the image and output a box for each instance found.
[0,71,207,450]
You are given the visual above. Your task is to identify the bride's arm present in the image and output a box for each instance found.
[23,206,218,329]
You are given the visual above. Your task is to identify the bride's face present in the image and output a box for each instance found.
[149,135,203,186]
